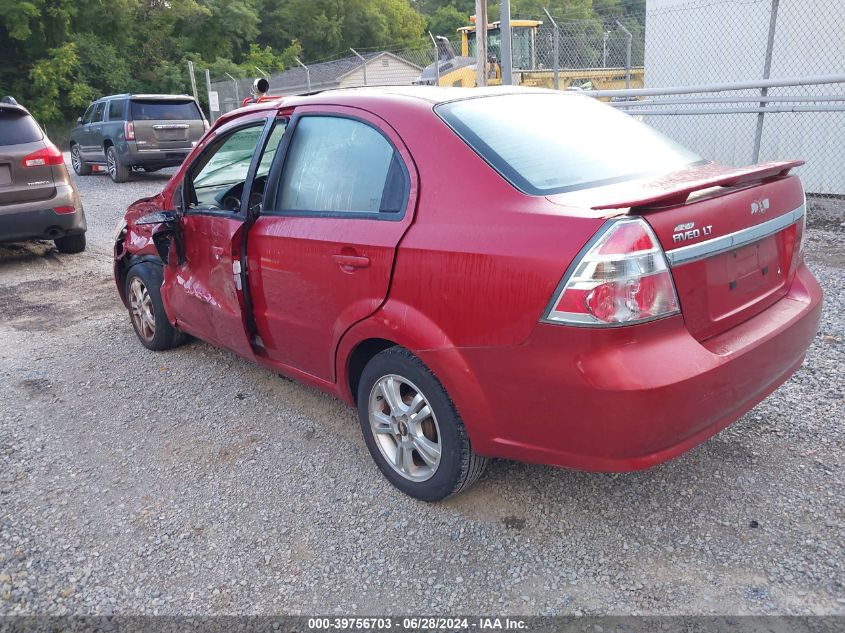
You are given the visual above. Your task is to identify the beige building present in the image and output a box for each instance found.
[269,51,423,96]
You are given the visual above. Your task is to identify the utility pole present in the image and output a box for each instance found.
[475,0,488,87]
[500,0,513,85]
[187,60,199,103]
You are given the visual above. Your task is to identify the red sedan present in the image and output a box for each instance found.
[113,87,822,501]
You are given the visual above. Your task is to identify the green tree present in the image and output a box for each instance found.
[186,0,260,62]
[258,0,425,61]
[426,5,468,37]
[28,42,94,121]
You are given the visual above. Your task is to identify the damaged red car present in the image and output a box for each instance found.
[113,87,822,501]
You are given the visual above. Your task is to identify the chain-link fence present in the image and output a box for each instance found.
[599,0,845,204]
[205,15,646,118]
[206,48,437,120]
[204,0,844,202]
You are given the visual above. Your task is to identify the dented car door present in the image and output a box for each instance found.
[159,113,280,356]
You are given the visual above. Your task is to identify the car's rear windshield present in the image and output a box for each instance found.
[0,109,43,145]
[130,99,201,121]
[435,93,703,195]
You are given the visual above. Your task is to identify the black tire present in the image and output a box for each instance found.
[106,145,130,183]
[69,144,91,176]
[54,233,86,254]
[357,346,488,501]
[124,262,187,351]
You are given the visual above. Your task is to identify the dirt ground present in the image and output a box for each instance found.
[0,164,843,615]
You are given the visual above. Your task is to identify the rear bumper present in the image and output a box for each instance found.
[0,184,86,242]
[419,264,822,471]
[118,141,192,168]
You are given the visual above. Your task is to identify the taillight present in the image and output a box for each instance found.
[543,218,680,327]
[53,206,76,214]
[22,143,63,168]
[125,121,135,141]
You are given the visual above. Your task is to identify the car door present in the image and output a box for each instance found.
[247,105,418,382]
[82,101,106,160]
[75,104,94,151]
[160,112,283,357]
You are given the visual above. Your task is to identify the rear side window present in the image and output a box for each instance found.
[130,99,201,121]
[277,116,405,215]
[108,99,127,121]
[0,110,43,144]
[436,93,702,194]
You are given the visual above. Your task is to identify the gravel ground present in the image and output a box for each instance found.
[0,160,843,616]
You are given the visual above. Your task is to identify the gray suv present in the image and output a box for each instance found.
[69,94,207,183]
[0,97,86,253]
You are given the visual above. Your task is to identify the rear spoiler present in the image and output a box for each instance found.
[591,160,804,210]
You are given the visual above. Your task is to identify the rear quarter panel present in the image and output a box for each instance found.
[336,98,604,442]
[369,100,604,349]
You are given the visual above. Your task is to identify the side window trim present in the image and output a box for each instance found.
[261,112,411,222]
[183,116,274,218]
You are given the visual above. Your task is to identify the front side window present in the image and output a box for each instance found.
[188,119,286,212]
[81,104,94,125]
[277,116,404,215]
[92,102,106,123]
[436,93,702,195]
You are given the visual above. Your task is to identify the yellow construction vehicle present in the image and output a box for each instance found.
[415,17,644,91]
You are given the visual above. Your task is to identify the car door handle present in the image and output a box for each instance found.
[332,254,370,269]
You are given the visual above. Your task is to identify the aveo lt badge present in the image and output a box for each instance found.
[672,221,713,243]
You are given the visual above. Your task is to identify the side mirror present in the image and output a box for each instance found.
[77,117,83,124]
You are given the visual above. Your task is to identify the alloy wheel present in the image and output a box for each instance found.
[368,375,442,482]
[128,277,155,342]
[71,147,81,173]
[107,150,117,179]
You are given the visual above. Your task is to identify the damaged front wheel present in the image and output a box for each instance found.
[125,262,187,351]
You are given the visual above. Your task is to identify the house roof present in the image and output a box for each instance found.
[269,51,422,94]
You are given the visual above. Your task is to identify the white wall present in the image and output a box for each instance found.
[338,56,422,88]
[643,0,845,194]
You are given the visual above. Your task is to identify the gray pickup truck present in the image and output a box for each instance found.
[69,94,207,183]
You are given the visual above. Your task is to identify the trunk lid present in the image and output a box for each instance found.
[0,107,57,206]
[550,161,806,341]
[0,139,57,206]
[129,98,205,150]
